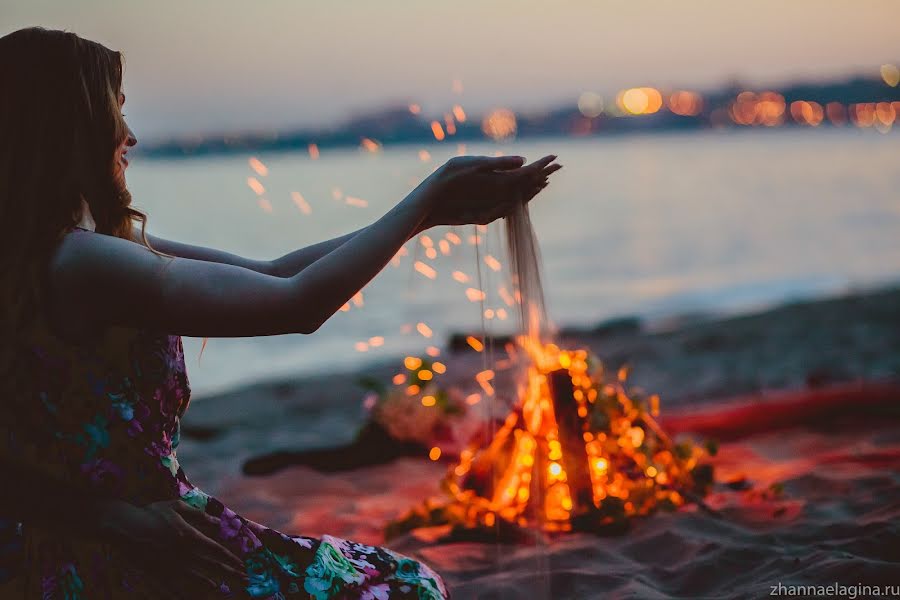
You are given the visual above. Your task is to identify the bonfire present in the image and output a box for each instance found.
[386,337,714,540]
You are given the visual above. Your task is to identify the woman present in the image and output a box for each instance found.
[0,27,560,598]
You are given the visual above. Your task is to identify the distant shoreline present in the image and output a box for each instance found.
[134,74,899,160]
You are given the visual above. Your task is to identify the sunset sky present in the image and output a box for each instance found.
[6,0,898,140]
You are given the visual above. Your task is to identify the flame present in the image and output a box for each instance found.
[421,341,709,534]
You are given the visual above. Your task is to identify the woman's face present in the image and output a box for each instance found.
[114,93,137,179]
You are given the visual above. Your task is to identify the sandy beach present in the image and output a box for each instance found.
[178,286,900,599]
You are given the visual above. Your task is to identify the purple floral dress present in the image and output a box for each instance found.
[0,230,448,599]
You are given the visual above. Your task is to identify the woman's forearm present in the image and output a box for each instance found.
[285,182,434,332]
[270,227,365,278]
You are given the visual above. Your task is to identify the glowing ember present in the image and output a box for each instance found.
[452,104,466,122]
[426,346,440,357]
[414,261,437,279]
[345,196,368,208]
[445,232,462,246]
[465,288,486,302]
[248,157,268,176]
[431,121,446,141]
[257,198,273,213]
[291,191,312,215]
[484,255,502,272]
[452,271,469,283]
[416,322,433,338]
[466,336,484,352]
[475,369,495,396]
[247,177,266,196]
[360,138,381,152]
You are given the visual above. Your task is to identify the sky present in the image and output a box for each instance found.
[4,0,899,140]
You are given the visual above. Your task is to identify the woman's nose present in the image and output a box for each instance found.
[126,124,137,147]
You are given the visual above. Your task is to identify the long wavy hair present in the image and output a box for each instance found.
[0,28,156,355]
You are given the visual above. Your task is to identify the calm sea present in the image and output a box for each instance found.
[128,129,900,396]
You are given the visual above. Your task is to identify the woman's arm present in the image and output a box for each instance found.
[140,227,368,278]
[53,155,558,338]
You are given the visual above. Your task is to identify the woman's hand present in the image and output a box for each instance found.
[99,498,247,595]
[421,154,562,229]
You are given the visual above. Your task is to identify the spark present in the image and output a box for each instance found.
[475,369,495,396]
[422,395,436,407]
[497,308,508,320]
[345,196,368,208]
[484,255,501,271]
[308,143,320,160]
[426,346,440,357]
[432,361,446,374]
[465,393,482,405]
[368,336,384,347]
[331,187,343,200]
[431,121,446,141]
[418,149,431,162]
[425,247,437,259]
[404,356,423,370]
[351,292,364,307]
[498,286,515,306]
[414,261,437,279]
[439,240,451,255]
[484,309,495,319]
[291,191,312,215]
[247,177,266,196]
[445,232,462,245]
[354,341,369,352]
[257,198,273,213]
[391,246,408,267]
[392,373,407,385]
[419,369,433,381]
[429,446,442,461]
[339,303,350,312]
[409,103,422,114]
[360,138,381,152]
[420,235,434,248]
[452,105,466,122]
[416,322,433,338]
[248,157,268,176]
[465,287,486,302]
[466,336,484,352]
[444,114,457,135]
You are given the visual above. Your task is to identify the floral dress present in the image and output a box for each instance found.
[0,230,449,599]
